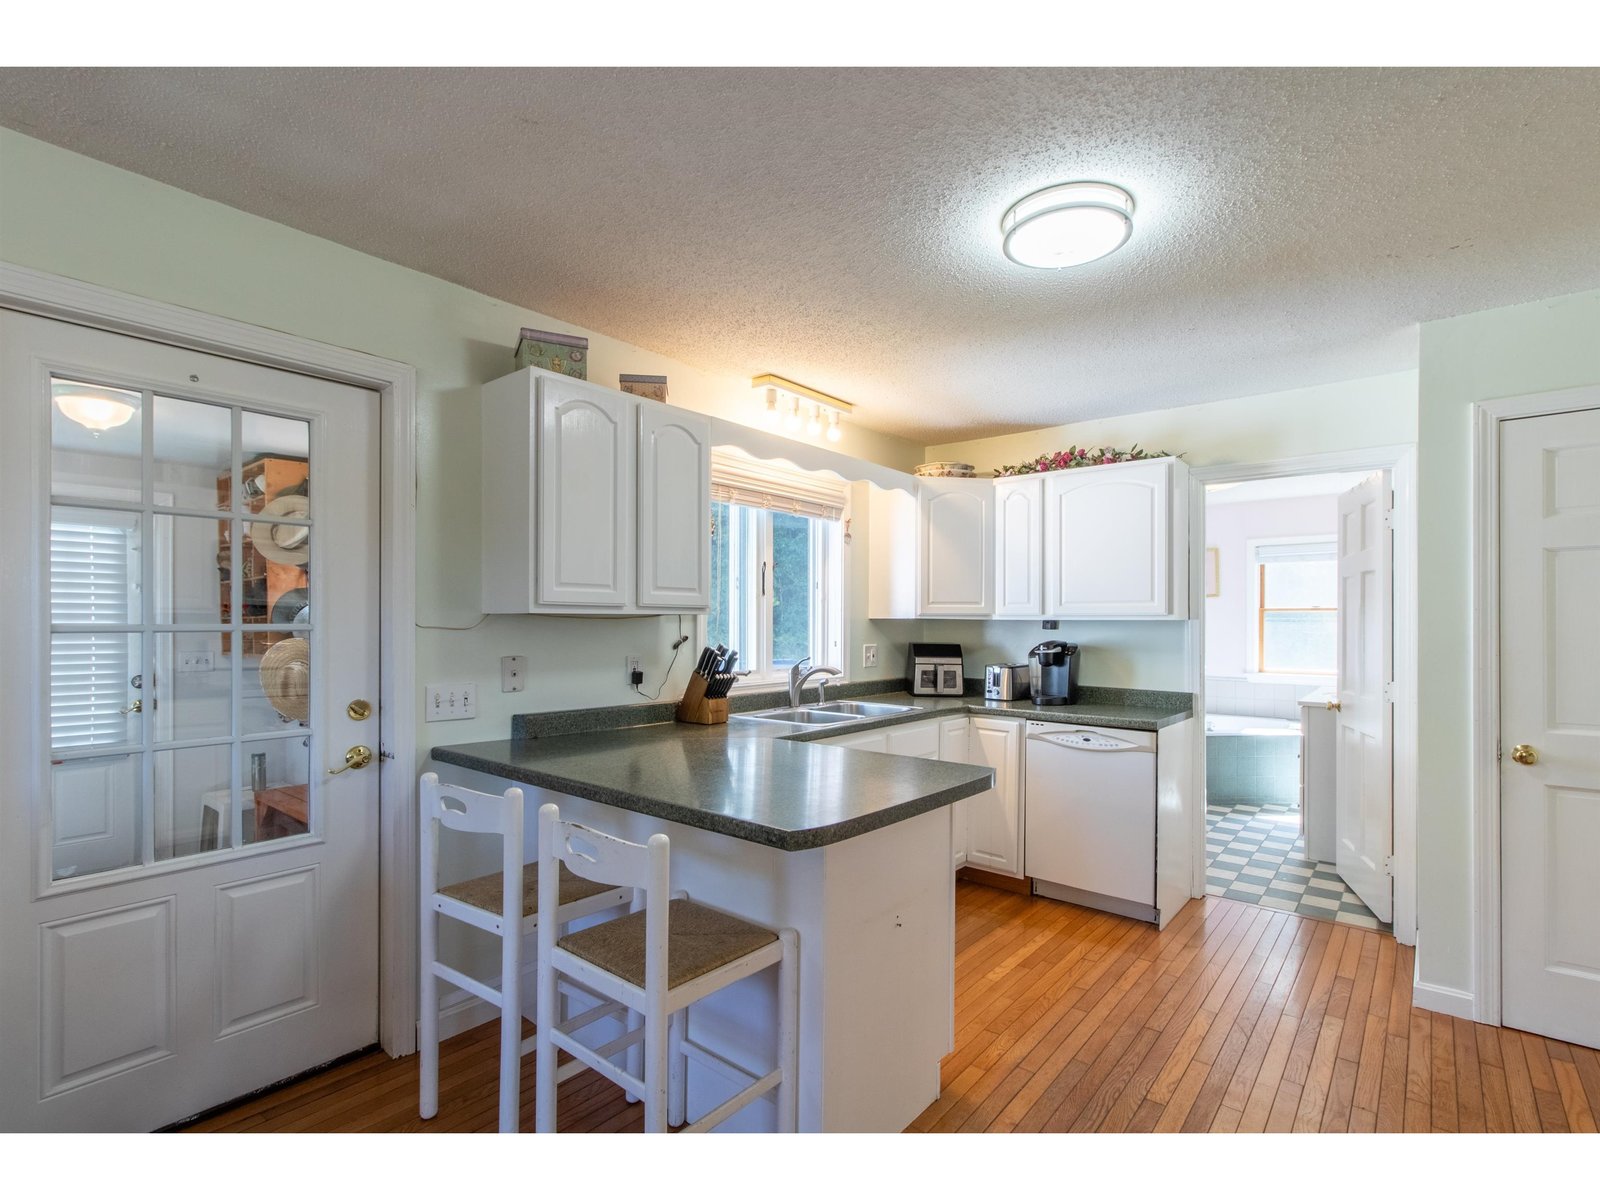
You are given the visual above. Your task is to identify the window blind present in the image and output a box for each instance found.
[711,449,847,521]
[50,518,132,749]
[1253,539,1335,564]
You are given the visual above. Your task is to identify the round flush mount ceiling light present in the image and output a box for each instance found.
[1000,181,1135,269]
[52,380,138,433]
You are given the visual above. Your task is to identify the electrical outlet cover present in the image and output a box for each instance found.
[862,643,878,668]
[501,655,527,693]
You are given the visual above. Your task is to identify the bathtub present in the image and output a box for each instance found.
[1205,712,1301,805]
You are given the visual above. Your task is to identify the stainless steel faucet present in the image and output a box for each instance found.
[788,656,842,707]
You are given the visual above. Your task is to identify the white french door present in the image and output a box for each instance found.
[1334,471,1394,923]
[0,312,382,1130]
[1500,405,1600,1049]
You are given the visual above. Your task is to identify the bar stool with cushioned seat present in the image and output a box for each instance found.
[534,803,799,1133]
[418,772,631,1133]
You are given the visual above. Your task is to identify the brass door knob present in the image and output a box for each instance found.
[328,745,374,775]
[120,699,142,715]
[1510,744,1538,766]
[1325,699,1341,712]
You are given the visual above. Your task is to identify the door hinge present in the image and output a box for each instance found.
[1382,508,1395,530]
[1383,856,1395,877]
[1382,681,1396,703]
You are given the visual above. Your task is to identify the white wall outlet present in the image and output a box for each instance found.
[177,650,215,673]
[862,643,879,669]
[626,655,642,684]
[501,655,527,693]
[424,682,477,722]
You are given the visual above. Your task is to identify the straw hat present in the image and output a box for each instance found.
[248,494,311,566]
[259,637,310,722]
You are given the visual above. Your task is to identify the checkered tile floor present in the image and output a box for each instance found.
[1205,801,1388,931]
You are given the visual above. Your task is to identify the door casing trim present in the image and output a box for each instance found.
[1469,385,1600,1028]
[1,262,420,1057]
[1190,444,1419,947]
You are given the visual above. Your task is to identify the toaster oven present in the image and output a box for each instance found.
[908,642,965,696]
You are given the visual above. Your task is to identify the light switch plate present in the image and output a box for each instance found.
[862,643,878,668]
[424,682,477,722]
[177,650,214,673]
[501,655,527,693]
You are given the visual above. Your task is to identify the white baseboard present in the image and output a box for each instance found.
[1412,977,1477,1021]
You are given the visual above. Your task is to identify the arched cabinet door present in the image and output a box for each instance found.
[994,476,1044,617]
[918,479,994,616]
[1044,459,1175,618]
[537,378,634,607]
[636,404,710,609]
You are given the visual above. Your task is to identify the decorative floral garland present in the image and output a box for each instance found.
[993,445,1176,476]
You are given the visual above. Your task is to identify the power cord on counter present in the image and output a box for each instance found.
[633,615,691,700]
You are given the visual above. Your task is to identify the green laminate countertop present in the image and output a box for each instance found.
[430,685,1191,852]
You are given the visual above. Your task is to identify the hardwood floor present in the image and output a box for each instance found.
[183,883,1600,1134]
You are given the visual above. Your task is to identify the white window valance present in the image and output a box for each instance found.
[711,449,847,521]
[1253,539,1335,565]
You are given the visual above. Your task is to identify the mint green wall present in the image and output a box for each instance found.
[0,129,924,759]
[1414,287,1600,999]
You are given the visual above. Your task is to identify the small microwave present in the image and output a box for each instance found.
[908,642,965,696]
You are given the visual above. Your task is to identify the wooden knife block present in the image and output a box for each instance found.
[676,674,728,725]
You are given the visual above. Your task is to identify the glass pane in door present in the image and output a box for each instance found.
[50,378,142,503]
[50,753,141,880]
[153,396,232,511]
[153,743,234,861]
[242,738,311,846]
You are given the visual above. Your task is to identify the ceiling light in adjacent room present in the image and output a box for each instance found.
[1000,181,1135,269]
[826,412,843,443]
[51,380,138,433]
[762,387,782,428]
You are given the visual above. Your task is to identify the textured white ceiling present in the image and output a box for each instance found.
[3,67,1599,444]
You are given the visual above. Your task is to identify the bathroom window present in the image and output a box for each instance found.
[1253,540,1337,675]
[704,453,844,689]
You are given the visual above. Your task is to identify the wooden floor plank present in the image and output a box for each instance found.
[180,884,1599,1136]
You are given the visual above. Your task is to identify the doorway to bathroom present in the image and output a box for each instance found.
[1199,469,1394,933]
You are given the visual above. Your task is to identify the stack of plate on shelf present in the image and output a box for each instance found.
[913,461,977,478]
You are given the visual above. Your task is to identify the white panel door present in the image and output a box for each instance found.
[1500,406,1600,1049]
[965,718,1022,876]
[994,476,1044,617]
[1334,472,1393,923]
[0,313,381,1131]
[537,377,633,607]
[918,479,993,616]
[636,403,710,609]
[1044,459,1170,617]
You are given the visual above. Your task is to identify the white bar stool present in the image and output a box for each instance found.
[418,773,631,1133]
[534,803,799,1133]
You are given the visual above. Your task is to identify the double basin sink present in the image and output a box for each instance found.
[733,700,922,728]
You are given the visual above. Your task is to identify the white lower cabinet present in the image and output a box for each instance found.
[822,714,1024,877]
[938,717,971,869]
[885,721,940,759]
[964,717,1024,877]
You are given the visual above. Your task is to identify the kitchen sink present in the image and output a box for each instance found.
[809,701,923,717]
[734,707,865,725]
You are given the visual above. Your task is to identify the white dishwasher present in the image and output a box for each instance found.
[1023,721,1158,923]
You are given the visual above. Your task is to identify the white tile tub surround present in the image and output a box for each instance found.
[1204,676,1326,722]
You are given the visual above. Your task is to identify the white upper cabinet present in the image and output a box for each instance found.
[538,377,635,607]
[919,479,994,616]
[1044,458,1188,619]
[994,476,1045,617]
[481,367,710,614]
[637,404,711,609]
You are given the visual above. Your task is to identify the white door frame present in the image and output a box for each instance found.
[1469,384,1600,1028]
[0,262,420,1058]
[1188,444,1419,946]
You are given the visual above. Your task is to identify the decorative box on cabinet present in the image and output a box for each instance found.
[481,366,710,614]
[1043,457,1189,619]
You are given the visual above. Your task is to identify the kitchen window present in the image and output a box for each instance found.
[1252,539,1337,676]
[705,452,844,688]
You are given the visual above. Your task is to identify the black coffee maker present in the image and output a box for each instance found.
[1028,641,1080,706]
